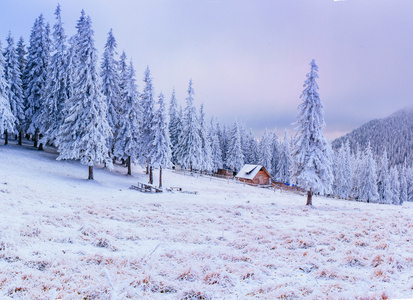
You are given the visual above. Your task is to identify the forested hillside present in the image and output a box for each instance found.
[332,108,413,167]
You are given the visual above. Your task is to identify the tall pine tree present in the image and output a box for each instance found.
[139,66,156,183]
[399,165,408,205]
[377,149,391,204]
[24,14,50,148]
[270,130,279,178]
[209,117,223,172]
[291,60,333,205]
[4,32,24,144]
[199,104,213,172]
[113,60,141,175]
[176,79,202,171]
[225,122,244,173]
[389,166,400,205]
[259,128,273,174]
[16,37,27,82]
[0,41,16,143]
[37,4,69,146]
[407,167,413,202]
[244,129,259,165]
[359,143,379,203]
[219,123,228,166]
[350,146,363,200]
[57,12,112,180]
[101,29,121,154]
[276,129,292,183]
[168,89,181,165]
[150,93,172,187]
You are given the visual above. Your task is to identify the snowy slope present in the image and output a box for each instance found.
[0,141,412,299]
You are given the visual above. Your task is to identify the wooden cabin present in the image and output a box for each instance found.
[235,164,272,185]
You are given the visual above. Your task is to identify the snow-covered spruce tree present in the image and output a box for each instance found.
[113,60,141,175]
[101,29,121,154]
[399,165,408,205]
[24,14,50,148]
[173,106,184,165]
[359,143,379,203]
[139,66,156,183]
[65,35,78,102]
[291,59,333,205]
[4,33,24,144]
[199,104,213,173]
[276,129,292,183]
[407,167,413,202]
[37,4,69,147]
[119,51,128,74]
[244,129,259,165]
[389,166,400,205]
[331,148,340,195]
[270,130,279,178]
[118,51,128,100]
[1,42,16,143]
[168,89,181,165]
[219,123,228,166]
[57,12,112,180]
[176,79,202,171]
[16,37,27,83]
[381,171,392,204]
[16,37,27,132]
[209,117,223,172]
[332,141,352,199]
[150,93,172,187]
[350,146,363,200]
[117,51,128,123]
[240,125,250,163]
[377,149,391,204]
[242,129,253,164]
[342,141,352,198]
[226,122,244,173]
[259,128,273,174]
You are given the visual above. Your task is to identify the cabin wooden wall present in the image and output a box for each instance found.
[252,170,270,185]
[237,169,270,185]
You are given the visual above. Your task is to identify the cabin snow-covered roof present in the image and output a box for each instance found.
[235,164,270,180]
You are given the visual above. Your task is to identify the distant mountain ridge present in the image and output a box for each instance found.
[332,108,413,167]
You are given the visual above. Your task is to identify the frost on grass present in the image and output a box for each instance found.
[1,146,413,299]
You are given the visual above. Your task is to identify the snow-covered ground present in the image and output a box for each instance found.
[0,141,412,299]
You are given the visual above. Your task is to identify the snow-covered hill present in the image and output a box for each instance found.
[332,108,413,167]
[0,142,412,299]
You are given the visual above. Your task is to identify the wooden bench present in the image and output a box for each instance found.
[130,182,163,193]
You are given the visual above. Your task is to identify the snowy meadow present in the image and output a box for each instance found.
[0,143,412,299]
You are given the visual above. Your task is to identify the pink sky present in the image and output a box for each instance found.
[1,0,412,139]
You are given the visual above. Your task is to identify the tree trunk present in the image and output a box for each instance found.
[88,165,94,180]
[149,165,153,184]
[146,164,149,175]
[190,162,193,172]
[127,156,131,175]
[306,188,313,206]
[33,129,39,148]
[38,134,44,151]
[18,131,22,145]
[159,166,162,188]
[4,130,8,145]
